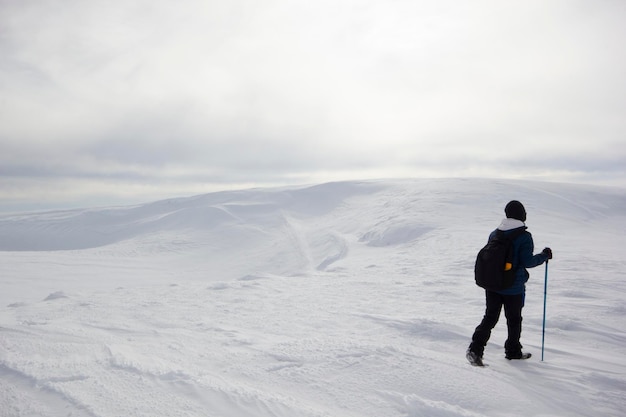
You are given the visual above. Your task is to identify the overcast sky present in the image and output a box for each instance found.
[1,0,625,211]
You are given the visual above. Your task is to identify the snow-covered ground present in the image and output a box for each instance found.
[1,178,625,417]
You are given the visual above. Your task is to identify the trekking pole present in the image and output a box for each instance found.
[541,260,549,361]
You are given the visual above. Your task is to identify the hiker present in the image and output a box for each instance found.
[467,200,552,366]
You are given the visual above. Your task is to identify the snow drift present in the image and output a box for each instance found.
[1,178,625,416]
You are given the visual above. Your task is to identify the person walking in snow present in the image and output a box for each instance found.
[467,200,552,366]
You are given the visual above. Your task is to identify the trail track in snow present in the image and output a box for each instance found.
[1,179,625,416]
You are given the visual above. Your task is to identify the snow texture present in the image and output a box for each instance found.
[1,178,625,417]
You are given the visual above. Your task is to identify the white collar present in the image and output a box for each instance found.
[498,218,525,231]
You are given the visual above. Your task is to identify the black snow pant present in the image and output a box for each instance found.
[469,290,524,357]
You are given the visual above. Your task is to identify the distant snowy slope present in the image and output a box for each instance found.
[1,179,625,417]
[3,178,624,252]
[0,181,381,251]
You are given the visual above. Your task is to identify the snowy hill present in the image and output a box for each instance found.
[1,178,625,416]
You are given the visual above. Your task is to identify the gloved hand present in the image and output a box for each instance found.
[541,247,553,260]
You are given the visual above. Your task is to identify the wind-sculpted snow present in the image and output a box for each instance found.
[359,224,434,247]
[1,179,626,416]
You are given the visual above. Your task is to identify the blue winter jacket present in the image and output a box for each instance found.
[489,219,549,295]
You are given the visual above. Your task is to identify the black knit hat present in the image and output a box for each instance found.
[505,200,526,222]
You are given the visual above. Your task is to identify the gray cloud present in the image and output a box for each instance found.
[1,0,625,210]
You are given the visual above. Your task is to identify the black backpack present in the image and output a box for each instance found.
[474,228,526,291]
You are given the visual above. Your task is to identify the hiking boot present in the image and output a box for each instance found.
[505,352,532,360]
[466,349,485,366]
